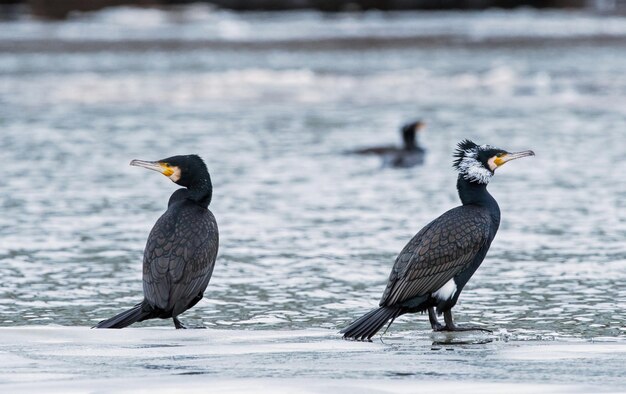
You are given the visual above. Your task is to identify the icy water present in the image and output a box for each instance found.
[0,6,625,391]
[1,327,626,392]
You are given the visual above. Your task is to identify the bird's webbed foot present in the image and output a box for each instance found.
[173,317,186,329]
[434,324,492,333]
[433,310,492,333]
[173,317,207,329]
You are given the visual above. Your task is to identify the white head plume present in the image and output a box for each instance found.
[453,139,496,184]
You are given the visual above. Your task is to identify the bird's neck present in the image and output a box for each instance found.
[403,133,418,151]
[457,176,500,219]
[187,176,213,208]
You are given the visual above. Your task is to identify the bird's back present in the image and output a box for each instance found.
[142,199,219,315]
[380,205,493,307]
[384,148,425,168]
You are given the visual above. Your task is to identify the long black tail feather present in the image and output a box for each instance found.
[93,302,152,329]
[340,306,403,341]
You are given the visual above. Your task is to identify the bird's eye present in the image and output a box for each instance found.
[496,153,503,157]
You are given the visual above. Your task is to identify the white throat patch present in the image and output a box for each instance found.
[487,156,498,172]
[457,145,494,184]
[169,166,181,182]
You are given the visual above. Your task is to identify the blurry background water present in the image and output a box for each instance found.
[0,6,624,344]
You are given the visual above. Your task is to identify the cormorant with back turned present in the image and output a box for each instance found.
[352,120,426,168]
[95,155,218,329]
[341,140,534,341]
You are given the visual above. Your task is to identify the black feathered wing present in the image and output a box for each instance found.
[380,205,491,307]
[142,202,218,316]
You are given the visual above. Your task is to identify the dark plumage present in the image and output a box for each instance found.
[352,120,426,168]
[95,155,218,329]
[341,140,534,340]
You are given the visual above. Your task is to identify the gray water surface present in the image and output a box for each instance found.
[0,7,625,386]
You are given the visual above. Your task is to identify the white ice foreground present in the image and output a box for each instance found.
[1,327,624,393]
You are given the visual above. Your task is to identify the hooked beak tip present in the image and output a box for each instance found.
[129,159,163,173]
[509,150,535,160]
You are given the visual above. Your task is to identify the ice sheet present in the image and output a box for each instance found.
[1,327,625,392]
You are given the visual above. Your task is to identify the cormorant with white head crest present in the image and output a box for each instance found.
[341,140,534,340]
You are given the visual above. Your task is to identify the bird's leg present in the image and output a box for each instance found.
[433,310,492,333]
[428,307,444,330]
[173,317,186,329]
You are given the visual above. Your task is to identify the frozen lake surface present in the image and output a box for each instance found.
[0,5,625,390]
[1,327,625,392]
